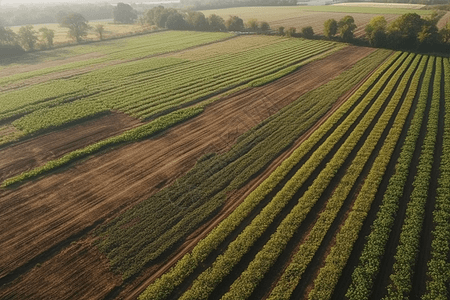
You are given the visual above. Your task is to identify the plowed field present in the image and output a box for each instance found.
[0,46,375,300]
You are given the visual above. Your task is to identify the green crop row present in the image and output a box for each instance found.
[423,58,450,300]
[307,55,427,300]
[346,56,434,300]
[0,31,232,86]
[220,53,415,300]
[267,54,423,300]
[6,39,334,137]
[138,49,398,300]
[384,56,440,300]
[1,106,203,187]
[178,52,406,300]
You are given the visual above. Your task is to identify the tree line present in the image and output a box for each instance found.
[319,12,450,52]
[138,6,270,32]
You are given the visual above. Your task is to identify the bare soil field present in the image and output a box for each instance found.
[0,112,140,182]
[0,46,375,300]
[437,11,450,29]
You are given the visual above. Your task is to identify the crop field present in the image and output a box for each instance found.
[138,52,450,300]
[1,11,449,300]
[200,5,432,37]
[0,29,385,299]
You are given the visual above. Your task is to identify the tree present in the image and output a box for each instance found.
[18,25,38,51]
[365,16,387,47]
[113,3,137,24]
[208,14,226,32]
[94,24,105,40]
[186,11,208,31]
[260,21,270,32]
[387,13,423,49]
[278,26,285,36]
[59,13,90,43]
[324,19,337,38]
[338,15,357,42]
[418,24,439,50]
[301,26,314,38]
[166,12,188,30]
[439,22,450,44]
[0,25,17,45]
[39,27,55,47]
[247,18,258,31]
[226,16,244,31]
[286,27,296,37]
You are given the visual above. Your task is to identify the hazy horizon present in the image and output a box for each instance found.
[1,0,180,6]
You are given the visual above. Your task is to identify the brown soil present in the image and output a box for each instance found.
[0,46,375,300]
[0,112,141,183]
[437,11,450,29]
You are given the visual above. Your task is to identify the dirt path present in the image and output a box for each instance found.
[0,112,141,182]
[0,46,375,299]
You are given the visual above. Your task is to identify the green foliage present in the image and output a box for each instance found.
[324,19,338,38]
[423,57,450,300]
[58,12,90,43]
[309,54,426,300]
[225,52,413,300]
[113,2,137,24]
[186,11,209,31]
[260,21,270,32]
[247,18,258,31]
[286,27,296,37]
[301,26,314,38]
[2,107,203,188]
[338,15,357,42]
[365,16,387,47]
[137,49,393,300]
[39,27,55,47]
[346,55,434,300]
[207,14,226,31]
[2,38,336,139]
[18,25,38,51]
[277,26,285,36]
[384,56,440,300]
[226,15,244,31]
[94,24,105,40]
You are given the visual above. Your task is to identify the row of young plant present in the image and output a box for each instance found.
[98,51,382,281]
[120,42,334,119]
[0,31,232,86]
[345,55,434,300]
[384,56,441,299]
[9,39,334,135]
[137,50,400,300]
[178,53,407,300]
[306,55,428,300]
[219,53,416,300]
[423,58,450,300]
[0,32,237,121]
[100,49,394,283]
[1,106,204,187]
[267,54,424,300]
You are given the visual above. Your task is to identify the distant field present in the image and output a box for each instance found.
[11,21,149,45]
[333,2,426,9]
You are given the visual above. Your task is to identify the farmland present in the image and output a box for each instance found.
[1,6,450,300]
